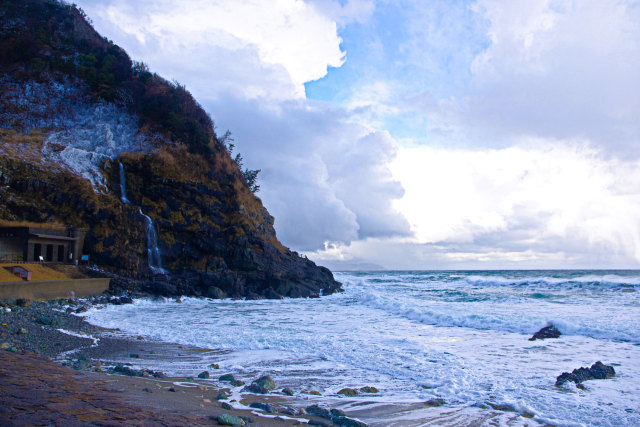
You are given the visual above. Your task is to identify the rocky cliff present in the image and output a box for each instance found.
[0,0,341,298]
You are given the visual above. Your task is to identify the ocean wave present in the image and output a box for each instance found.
[358,290,640,343]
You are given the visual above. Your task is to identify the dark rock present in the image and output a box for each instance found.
[219,373,235,382]
[129,353,140,358]
[221,402,233,410]
[112,364,142,377]
[168,387,176,392]
[308,421,332,427]
[425,398,446,407]
[333,416,369,427]
[231,380,245,387]
[338,388,358,397]
[243,383,268,394]
[281,387,294,396]
[246,375,275,394]
[215,391,230,400]
[216,413,245,426]
[330,408,347,418]
[72,355,92,371]
[529,324,561,341]
[143,387,153,393]
[556,361,616,387]
[249,402,272,413]
[16,298,31,307]
[359,386,378,393]
[206,286,226,299]
[305,404,332,419]
[4,298,16,307]
[197,371,210,379]
[35,316,62,327]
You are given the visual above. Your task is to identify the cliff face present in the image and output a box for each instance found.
[0,0,341,298]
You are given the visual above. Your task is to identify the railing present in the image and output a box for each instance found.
[0,256,71,264]
[0,254,24,263]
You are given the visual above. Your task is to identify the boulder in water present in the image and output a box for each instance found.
[244,375,276,394]
[207,286,226,299]
[218,373,235,382]
[556,361,616,387]
[333,417,369,427]
[338,387,358,397]
[424,398,446,407]
[249,402,272,412]
[529,324,561,341]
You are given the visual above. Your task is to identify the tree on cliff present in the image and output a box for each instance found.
[220,130,261,193]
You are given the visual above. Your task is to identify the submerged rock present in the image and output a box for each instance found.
[338,388,358,397]
[330,409,347,418]
[424,398,446,407]
[281,387,294,396]
[333,416,369,427]
[244,375,276,394]
[359,386,379,393]
[529,324,561,341]
[306,404,332,419]
[219,373,236,382]
[556,361,616,387]
[249,402,272,412]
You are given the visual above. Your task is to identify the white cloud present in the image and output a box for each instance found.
[459,0,640,153]
[80,0,346,98]
[308,140,640,269]
[206,94,410,251]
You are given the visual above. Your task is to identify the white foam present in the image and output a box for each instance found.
[82,271,640,426]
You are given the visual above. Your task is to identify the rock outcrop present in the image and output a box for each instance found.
[555,361,616,387]
[529,324,561,341]
[0,0,341,298]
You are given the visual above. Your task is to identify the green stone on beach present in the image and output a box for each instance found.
[219,373,235,382]
[253,375,276,391]
[216,413,245,426]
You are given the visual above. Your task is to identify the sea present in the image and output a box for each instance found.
[82,270,640,426]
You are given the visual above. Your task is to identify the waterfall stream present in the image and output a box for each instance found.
[119,162,165,274]
[119,162,130,204]
[139,209,166,274]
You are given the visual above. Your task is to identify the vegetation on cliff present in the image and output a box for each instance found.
[0,0,341,298]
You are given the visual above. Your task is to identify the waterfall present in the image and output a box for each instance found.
[119,163,165,274]
[139,209,166,274]
[119,162,130,204]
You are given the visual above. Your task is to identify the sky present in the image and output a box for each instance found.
[75,0,640,270]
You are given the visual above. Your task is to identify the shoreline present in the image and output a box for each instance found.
[0,296,539,426]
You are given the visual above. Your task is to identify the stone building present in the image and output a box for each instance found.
[0,225,86,263]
